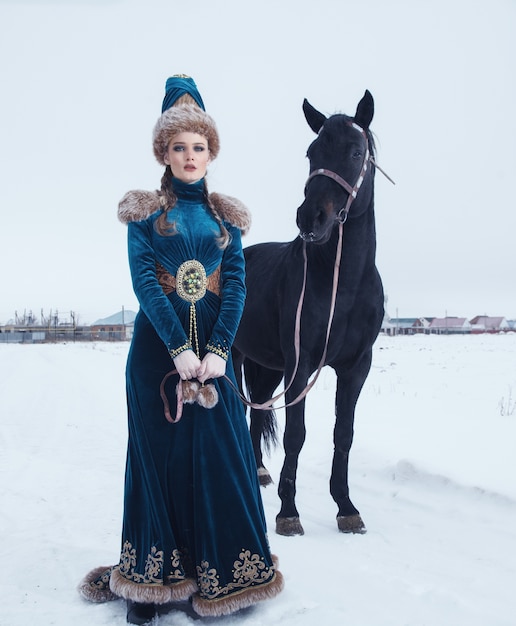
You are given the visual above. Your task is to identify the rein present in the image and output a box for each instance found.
[226,220,344,411]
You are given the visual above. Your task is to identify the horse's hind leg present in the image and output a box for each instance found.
[244,359,284,486]
[331,352,373,534]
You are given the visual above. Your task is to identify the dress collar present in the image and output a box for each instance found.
[171,177,205,203]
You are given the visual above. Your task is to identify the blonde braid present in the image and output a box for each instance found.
[154,166,178,236]
[203,182,231,249]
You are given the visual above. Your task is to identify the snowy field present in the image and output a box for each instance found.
[1,333,515,625]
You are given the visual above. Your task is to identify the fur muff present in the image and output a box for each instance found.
[196,383,218,408]
[117,189,251,235]
[179,379,200,404]
[177,380,218,408]
[77,565,118,603]
[109,567,198,605]
[153,104,220,165]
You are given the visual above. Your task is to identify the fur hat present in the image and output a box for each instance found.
[152,104,220,166]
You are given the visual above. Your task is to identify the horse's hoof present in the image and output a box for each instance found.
[257,467,273,486]
[276,516,304,536]
[337,514,367,534]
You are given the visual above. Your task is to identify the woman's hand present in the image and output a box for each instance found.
[173,350,202,380]
[197,353,226,384]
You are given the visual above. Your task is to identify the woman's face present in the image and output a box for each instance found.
[164,131,211,183]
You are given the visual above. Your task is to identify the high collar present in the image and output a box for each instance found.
[170,177,205,203]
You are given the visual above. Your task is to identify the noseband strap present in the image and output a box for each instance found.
[305,168,355,197]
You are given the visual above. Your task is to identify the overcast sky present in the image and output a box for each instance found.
[0,0,514,324]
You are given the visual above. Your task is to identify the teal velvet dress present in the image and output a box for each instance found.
[107,178,282,616]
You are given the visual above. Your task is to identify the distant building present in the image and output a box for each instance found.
[92,310,137,326]
[0,309,137,343]
[90,310,136,341]
[428,317,471,334]
[469,316,510,333]
[384,317,434,335]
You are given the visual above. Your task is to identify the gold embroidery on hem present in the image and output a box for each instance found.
[118,541,188,585]
[196,549,275,600]
[90,567,114,592]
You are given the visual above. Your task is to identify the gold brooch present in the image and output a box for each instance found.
[176,260,207,303]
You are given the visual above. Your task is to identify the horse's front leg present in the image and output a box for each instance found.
[276,392,307,537]
[331,350,372,534]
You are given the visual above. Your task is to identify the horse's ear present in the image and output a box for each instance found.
[303,98,327,134]
[354,90,374,129]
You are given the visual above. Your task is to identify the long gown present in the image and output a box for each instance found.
[79,178,283,617]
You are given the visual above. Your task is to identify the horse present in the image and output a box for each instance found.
[232,90,386,536]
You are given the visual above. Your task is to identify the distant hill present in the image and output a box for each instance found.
[92,310,137,326]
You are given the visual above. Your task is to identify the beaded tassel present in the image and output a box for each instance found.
[189,301,200,359]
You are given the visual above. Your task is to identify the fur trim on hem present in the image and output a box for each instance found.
[191,569,284,617]
[77,565,118,603]
[117,189,251,235]
[109,567,198,605]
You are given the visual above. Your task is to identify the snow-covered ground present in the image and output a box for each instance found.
[1,333,515,625]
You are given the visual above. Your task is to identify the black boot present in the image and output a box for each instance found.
[126,600,157,625]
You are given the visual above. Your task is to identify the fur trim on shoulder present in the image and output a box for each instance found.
[117,189,251,234]
[118,190,161,224]
[209,192,251,235]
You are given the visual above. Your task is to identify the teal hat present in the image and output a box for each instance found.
[161,74,205,113]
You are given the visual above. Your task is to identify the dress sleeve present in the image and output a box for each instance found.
[205,225,246,360]
[128,220,190,357]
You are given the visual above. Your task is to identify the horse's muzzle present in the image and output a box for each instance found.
[299,231,316,243]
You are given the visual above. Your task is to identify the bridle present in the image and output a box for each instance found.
[303,122,371,232]
[302,121,395,233]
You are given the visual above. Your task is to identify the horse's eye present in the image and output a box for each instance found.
[352,150,362,160]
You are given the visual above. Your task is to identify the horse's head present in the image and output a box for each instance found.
[297,90,376,244]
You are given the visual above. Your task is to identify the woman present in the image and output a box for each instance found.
[79,76,283,625]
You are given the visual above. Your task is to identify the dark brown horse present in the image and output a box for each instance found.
[233,90,385,535]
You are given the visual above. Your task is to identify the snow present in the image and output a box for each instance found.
[1,333,515,625]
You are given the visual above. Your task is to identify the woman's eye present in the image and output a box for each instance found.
[194,146,206,152]
[173,145,185,152]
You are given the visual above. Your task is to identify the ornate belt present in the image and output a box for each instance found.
[157,261,220,297]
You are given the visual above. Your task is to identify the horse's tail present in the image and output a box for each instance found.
[242,358,280,453]
[260,407,279,454]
